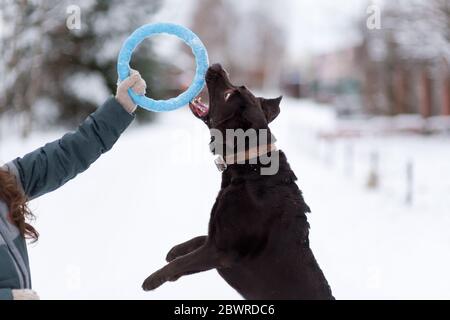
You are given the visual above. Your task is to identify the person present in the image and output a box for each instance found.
[0,70,146,300]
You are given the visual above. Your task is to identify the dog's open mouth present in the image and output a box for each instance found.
[189,97,209,118]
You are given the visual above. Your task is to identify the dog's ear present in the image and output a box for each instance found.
[259,96,282,123]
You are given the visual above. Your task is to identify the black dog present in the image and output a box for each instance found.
[142,64,334,300]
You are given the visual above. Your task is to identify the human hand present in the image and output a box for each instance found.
[115,69,147,114]
[12,289,40,300]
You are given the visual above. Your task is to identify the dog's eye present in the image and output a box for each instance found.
[224,89,235,102]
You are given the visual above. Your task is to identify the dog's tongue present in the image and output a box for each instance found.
[189,97,209,117]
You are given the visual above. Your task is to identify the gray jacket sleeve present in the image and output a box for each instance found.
[0,288,13,300]
[6,97,134,200]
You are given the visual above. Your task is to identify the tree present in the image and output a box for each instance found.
[0,0,167,135]
[359,0,450,116]
[190,0,285,89]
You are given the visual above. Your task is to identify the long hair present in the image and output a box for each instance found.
[0,169,39,241]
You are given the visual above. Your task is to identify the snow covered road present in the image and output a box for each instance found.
[1,99,449,299]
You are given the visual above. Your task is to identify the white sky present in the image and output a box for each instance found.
[0,0,377,64]
[283,0,371,59]
[153,0,375,63]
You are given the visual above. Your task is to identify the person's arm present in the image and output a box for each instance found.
[0,288,13,300]
[5,71,146,200]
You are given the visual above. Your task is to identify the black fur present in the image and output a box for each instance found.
[142,64,334,300]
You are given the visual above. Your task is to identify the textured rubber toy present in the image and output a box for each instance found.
[117,23,209,112]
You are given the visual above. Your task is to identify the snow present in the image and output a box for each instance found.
[1,98,449,299]
[65,72,110,107]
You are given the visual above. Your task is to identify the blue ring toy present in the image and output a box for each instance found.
[117,23,209,112]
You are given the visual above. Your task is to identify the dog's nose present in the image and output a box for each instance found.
[209,63,223,73]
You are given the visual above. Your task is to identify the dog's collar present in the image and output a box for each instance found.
[214,144,277,172]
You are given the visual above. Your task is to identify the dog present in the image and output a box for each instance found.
[142,63,334,300]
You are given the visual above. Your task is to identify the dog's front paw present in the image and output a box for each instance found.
[166,247,180,262]
[142,271,167,291]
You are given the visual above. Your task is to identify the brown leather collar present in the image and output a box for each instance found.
[214,144,277,172]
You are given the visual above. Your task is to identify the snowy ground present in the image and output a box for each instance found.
[1,98,449,300]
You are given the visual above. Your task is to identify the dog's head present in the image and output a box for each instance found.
[190,63,282,155]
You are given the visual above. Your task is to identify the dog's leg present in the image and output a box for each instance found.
[166,235,207,262]
[142,244,233,291]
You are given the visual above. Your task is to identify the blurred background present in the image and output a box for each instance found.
[0,0,449,299]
